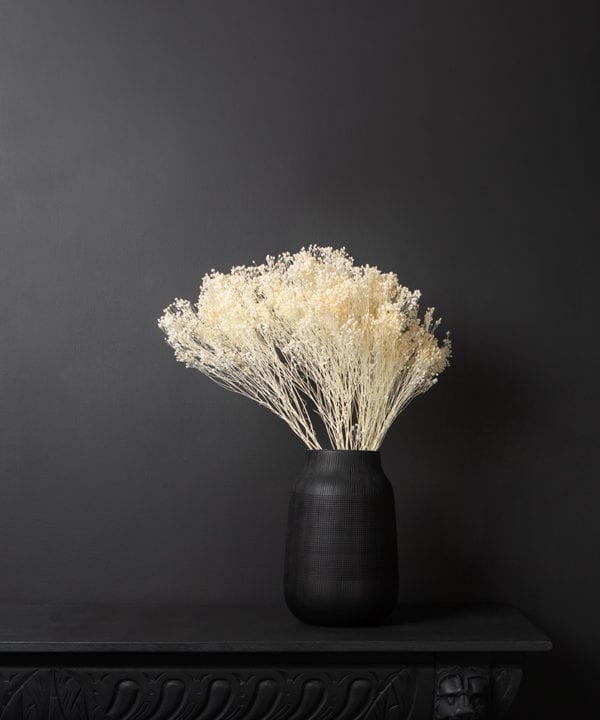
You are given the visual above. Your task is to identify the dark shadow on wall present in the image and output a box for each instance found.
[383,346,592,719]
[385,347,537,603]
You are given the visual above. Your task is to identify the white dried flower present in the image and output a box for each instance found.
[158,246,451,450]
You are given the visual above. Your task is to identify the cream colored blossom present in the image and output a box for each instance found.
[158,246,451,450]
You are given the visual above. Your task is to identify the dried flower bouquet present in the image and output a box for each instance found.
[158,246,450,450]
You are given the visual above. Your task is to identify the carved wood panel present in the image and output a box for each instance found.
[433,663,523,720]
[0,667,429,720]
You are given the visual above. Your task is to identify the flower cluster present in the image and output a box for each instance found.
[158,246,451,450]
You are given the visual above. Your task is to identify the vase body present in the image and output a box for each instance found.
[284,450,398,626]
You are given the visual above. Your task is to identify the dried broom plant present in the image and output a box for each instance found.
[158,246,451,450]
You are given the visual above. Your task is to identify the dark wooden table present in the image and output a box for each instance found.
[0,603,551,719]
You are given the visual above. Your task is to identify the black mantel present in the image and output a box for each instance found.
[0,603,551,719]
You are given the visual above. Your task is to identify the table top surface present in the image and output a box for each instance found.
[0,603,551,653]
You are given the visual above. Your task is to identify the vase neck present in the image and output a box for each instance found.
[304,450,382,474]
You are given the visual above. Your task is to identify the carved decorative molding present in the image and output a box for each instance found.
[0,667,421,720]
[434,664,490,719]
[490,666,523,719]
[434,663,523,720]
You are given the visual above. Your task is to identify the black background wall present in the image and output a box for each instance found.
[0,1,597,717]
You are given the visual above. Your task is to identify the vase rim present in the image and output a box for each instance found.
[305,449,380,455]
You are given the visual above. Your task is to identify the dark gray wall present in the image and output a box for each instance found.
[0,1,597,716]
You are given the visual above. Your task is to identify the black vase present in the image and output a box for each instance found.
[284,450,398,626]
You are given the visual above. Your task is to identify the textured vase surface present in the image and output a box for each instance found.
[284,450,398,626]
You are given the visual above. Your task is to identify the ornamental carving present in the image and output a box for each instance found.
[433,664,523,720]
[0,667,419,720]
